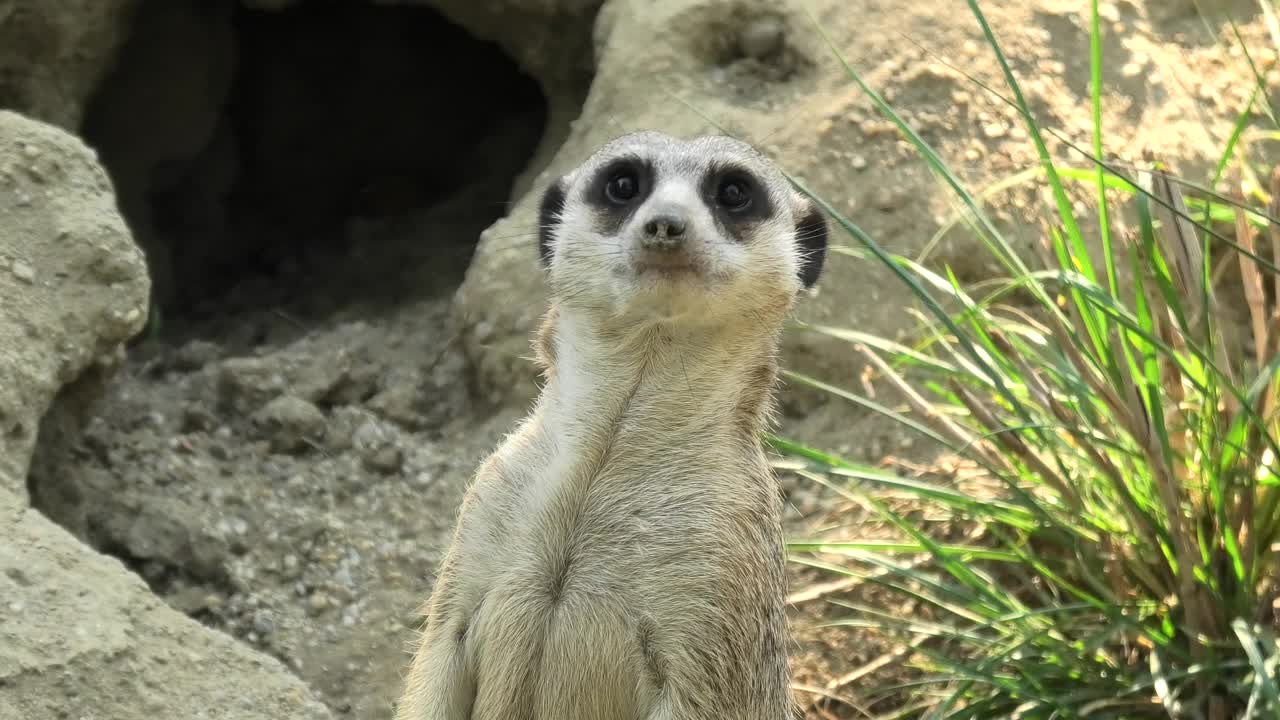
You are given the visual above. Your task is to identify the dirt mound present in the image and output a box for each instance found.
[0,109,332,720]
[456,0,1266,423]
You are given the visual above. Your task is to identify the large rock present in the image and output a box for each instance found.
[0,109,149,503]
[0,511,332,720]
[0,110,332,720]
[451,0,1261,410]
[0,1,139,129]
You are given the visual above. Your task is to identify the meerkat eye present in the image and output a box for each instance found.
[716,177,753,212]
[604,169,640,204]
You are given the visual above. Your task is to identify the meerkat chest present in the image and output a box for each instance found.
[458,456,698,716]
[456,430,771,714]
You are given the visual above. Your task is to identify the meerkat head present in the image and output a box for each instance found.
[536,131,827,326]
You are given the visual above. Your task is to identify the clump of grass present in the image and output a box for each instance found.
[778,2,1280,717]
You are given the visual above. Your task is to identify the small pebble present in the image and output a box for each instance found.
[11,261,34,283]
[252,609,275,636]
[738,16,785,60]
[872,188,900,211]
[334,566,354,589]
[366,445,403,474]
[171,340,221,372]
[252,395,326,454]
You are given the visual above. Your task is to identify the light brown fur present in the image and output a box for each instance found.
[394,131,826,720]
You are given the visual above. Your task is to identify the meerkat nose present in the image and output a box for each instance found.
[641,212,688,249]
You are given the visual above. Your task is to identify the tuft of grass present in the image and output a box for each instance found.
[783,2,1280,718]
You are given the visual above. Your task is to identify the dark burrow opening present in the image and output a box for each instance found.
[81,0,548,336]
[27,0,558,650]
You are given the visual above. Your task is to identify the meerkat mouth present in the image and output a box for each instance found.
[635,261,698,276]
[631,249,704,279]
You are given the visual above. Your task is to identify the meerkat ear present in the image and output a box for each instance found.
[538,178,568,269]
[794,199,828,290]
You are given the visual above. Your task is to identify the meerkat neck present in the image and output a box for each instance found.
[538,306,785,445]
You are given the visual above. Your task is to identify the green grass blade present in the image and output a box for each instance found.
[1230,19,1280,128]
[1091,0,1119,299]
[789,321,958,374]
[964,0,1091,283]
[780,370,953,447]
[1212,83,1259,188]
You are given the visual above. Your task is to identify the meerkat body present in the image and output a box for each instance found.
[395,131,827,720]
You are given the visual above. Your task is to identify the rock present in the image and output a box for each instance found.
[451,0,847,407]
[352,419,403,475]
[219,357,289,414]
[308,591,332,614]
[0,512,333,720]
[323,406,373,453]
[0,109,150,500]
[739,16,786,60]
[252,609,276,637]
[451,0,1243,410]
[0,1,138,129]
[0,111,332,720]
[171,339,223,372]
[366,383,422,429]
[252,395,327,454]
[9,260,34,283]
[982,121,1008,138]
[365,445,405,475]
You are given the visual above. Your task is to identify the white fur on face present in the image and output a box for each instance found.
[545,132,807,328]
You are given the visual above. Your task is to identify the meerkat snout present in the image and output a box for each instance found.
[640,211,687,244]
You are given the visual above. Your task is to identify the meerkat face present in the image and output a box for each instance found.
[537,131,827,324]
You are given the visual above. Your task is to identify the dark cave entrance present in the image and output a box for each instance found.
[81,0,548,330]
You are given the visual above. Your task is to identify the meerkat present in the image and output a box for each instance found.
[395,130,827,720]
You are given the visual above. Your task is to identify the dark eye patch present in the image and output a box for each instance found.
[701,164,773,242]
[537,177,567,268]
[585,156,655,236]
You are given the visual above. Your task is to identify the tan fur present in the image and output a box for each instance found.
[394,131,824,720]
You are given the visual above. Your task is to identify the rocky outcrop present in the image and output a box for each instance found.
[0,1,139,129]
[0,110,332,720]
[450,0,1260,409]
